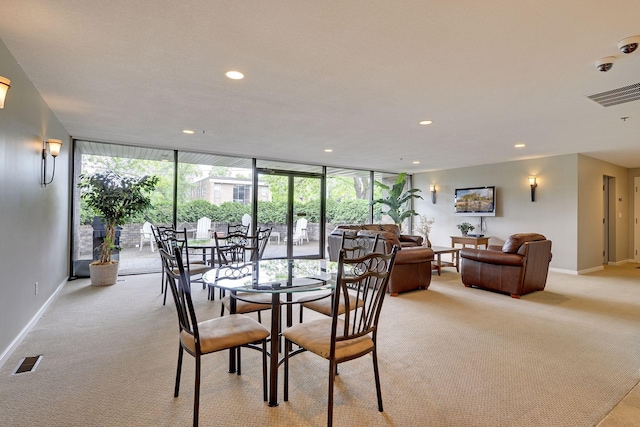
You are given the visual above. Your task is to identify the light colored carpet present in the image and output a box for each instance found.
[1,264,639,426]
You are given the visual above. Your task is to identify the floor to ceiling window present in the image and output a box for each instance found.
[373,171,409,232]
[72,140,409,276]
[72,141,175,277]
[175,151,254,241]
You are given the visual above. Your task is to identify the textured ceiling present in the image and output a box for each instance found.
[1,1,640,172]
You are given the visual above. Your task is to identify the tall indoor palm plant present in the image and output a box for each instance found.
[371,172,423,228]
[78,171,158,285]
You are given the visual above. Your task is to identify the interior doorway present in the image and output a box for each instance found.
[602,175,616,265]
[635,177,639,263]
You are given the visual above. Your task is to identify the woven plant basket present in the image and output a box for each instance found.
[89,262,119,286]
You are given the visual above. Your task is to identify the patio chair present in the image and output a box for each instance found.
[195,217,212,240]
[242,213,252,229]
[139,221,155,252]
[292,217,309,245]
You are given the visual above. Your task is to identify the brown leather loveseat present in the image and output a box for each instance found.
[328,224,434,296]
[460,233,552,298]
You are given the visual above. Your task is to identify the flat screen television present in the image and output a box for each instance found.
[454,186,496,216]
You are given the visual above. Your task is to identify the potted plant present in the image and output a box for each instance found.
[78,171,159,286]
[457,222,475,236]
[416,215,435,247]
[371,173,423,230]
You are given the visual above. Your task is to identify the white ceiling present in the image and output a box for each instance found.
[1,1,640,172]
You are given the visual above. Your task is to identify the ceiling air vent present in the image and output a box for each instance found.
[587,82,640,107]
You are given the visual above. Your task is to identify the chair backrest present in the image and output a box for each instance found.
[331,246,398,355]
[175,228,205,267]
[214,261,253,284]
[196,217,212,239]
[340,233,380,259]
[252,227,272,261]
[214,231,249,265]
[294,217,307,235]
[227,223,249,235]
[159,247,199,353]
[152,225,174,252]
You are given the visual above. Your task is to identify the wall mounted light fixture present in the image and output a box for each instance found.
[429,185,436,204]
[41,139,62,186]
[0,76,10,109]
[528,176,537,202]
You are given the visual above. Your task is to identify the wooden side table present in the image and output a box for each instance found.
[430,246,461,275]
[450,235,489,249]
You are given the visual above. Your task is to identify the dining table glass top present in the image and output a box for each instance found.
[203,259,336,294]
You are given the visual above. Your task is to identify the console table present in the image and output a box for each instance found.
[450,235,489,249]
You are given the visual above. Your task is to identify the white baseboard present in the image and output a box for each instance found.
[607,259,634,266]
[0,278,67,370]
[577,265,605,274]
[549,267,579,275]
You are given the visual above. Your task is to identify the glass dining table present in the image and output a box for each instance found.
[203,259,336,407]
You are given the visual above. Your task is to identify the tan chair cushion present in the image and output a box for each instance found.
[298,292,363,317]
[222,292,274,314]
[180,314,269,355]
[173,264,211,275]
[282,317,373,360]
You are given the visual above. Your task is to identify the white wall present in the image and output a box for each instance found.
[0,39,70,362]
[414,154,582,272]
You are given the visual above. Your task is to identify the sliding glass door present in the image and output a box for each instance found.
[256,160,324,259]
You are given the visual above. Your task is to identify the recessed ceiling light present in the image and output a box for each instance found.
[412,161,420,164]
[324,149,333,152]
[514,143,526,148]
[419,120,433,125]
[182,129,195,134]
[226,71,244,80]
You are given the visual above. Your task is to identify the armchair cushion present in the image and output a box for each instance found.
[460,248,524,267]
[502,233,546,254]
[356,230,401,251]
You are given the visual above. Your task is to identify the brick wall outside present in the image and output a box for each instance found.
[78,221,327,254]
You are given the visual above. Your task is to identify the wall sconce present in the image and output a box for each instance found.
[0,76,10,109]
[429,185,436,204]
[528,176,537,202]
[41,139,62,186]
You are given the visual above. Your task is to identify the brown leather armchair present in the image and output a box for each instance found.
[328,225,434,296]
[460,233,552,298]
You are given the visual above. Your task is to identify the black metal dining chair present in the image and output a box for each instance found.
[297,233,379,322]
[160,247,269,427]
[215,261,275,322]
[282,246,398,427]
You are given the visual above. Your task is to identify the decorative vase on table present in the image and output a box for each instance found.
[425,235,432,248]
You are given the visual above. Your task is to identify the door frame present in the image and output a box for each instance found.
[254,164,326,259]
